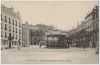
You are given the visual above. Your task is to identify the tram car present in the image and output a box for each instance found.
[46,32,68,48]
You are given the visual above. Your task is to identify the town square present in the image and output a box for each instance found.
[1,45,99,64]
[1,0,99,64]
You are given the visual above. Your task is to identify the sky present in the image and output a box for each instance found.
[1,1,99,31]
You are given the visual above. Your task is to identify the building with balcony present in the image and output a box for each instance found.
[1,4,22,49]
[66,6,99,49]
[84,6,99,48]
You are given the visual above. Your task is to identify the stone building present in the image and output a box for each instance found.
[22,23,57,46]
[30,24,56,45]
[22,22,39,46]
[84,6,99,48]
[1,4,22,49]
[66,6,99,49]
[22,22,30,47]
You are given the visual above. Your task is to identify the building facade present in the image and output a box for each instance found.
[66,6,99,49]
[22,22,30,47]
[84,6,99,48]
[22,22,39,46]
[1,4,22,49]
[22,23,57,46]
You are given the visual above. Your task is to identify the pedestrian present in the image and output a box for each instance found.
[39,41,42,48]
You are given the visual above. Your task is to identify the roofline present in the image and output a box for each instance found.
[85,12,92,19]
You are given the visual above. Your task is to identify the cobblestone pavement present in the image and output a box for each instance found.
[1,45,99,64]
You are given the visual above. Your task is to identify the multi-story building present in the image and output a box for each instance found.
[22,22,30,47]
[22,22,57,46]
[91,6,99,53]
[84,6,99,48]
[22,22,39,46]
[1,4,22,49]
[66,5,99,49]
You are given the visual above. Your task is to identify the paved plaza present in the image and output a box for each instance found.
[1,45,99,64]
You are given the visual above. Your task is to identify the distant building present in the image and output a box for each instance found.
[30,24,57,45]
[22,22,39,46]
[1,4,22,49]
[22,22,30,47]
[76,21,86,32]
[29,24,39,45]
[22,23,57,45]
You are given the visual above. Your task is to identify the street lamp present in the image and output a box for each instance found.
[18,38,21,50]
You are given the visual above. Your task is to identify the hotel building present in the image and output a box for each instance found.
[1,4,22,49]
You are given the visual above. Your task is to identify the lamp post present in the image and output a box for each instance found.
[18,38,21,50]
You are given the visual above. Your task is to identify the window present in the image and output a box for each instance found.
[16,21,17,26]
[13,27,14,32]
[19,22,21,27]
[5,32,7,38]
[9,26,11,31]
[9,18,11,24]
[19,29,21,34]
[1,23,3,29]
[1,14,3,21]
[19,37,21,40]
[5,16,7,22]
[16,28,17,33]
[11,42,13,45]
[13,19,14,25]
[13,34,14,39]
[1,31,3,37]
[16,35,17,39]
[5,24,7,30]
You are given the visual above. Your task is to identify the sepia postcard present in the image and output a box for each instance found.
[1,0,99,64]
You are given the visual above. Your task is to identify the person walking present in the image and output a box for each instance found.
[39,41,42,48]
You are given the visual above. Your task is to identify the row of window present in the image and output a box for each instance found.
[1,40,19,45]
[12,42,17,45]
[1,23,21,34]
[1,14,21,27]
[1,31,20,39]
[1,31,7,38]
